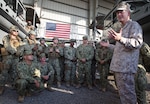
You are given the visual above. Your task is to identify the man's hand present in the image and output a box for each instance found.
[34,80,40,88]
[42,75,49,80]
[108,28,122,41]
[100,60,105,64]
[81,58,86,63]
[49,48,53,52]
[55,49,60,53]
[72,58,76,62]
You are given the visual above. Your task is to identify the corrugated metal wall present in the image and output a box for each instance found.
[37,0,89,40]
[97,0,114,15]
[23,0,115,40]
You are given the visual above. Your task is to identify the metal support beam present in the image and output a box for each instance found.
[131,3,150,22]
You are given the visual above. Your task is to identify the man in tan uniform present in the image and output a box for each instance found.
[0,25,23,94]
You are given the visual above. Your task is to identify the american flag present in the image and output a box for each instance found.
[45,22,70,39]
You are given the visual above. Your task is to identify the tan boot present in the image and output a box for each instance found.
[88,84,93,90]
[102,88,106,92]
[47,86,53,92]
[76,84,81,89]
[25,91,31,97]
[0,87,4,95]
[66,82,70,87]
[57,82,61,88]
[18,95,24,103]
[71,82,76,87]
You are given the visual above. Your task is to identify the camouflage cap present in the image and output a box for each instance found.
[10,25,19,32]
[101,37,108,42]
[115,2,132,12]
[39,38,45,42]
[83,35,88,40]
[59,40,65,44]
[70,39,76,42]
[39,53,46,58]
[23,45,32,51]
[53,37,59,41]
[29,30,36,35]
[24,50,32,55]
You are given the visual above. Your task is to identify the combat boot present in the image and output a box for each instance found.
[102,88,106,92]
[0,87,4,95]
[57,82,61,88]
[47,86,53,92]
[88,84,93,90]
[25,91,31,97]
[71,82,76,87]
[66,82,70,87]
[18,95,24,103]
[76,84,81,89]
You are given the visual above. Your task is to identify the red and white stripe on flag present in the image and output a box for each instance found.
[45,22,70,39]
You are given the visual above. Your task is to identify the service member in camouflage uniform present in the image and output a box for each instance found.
[100,2,143,103]
[95,40,112,92]
[76,36,94,89]
[37,38,48,61]
[47,37,63,87]
[64,39,76,87]
[88,41,97,86]
[25,30,37,46]
[38,53,54,91]
[142,42,150,72]
[59,40,65,81]
[16,50,44,102]
[0,26,23,94]
[0,57,9,95]
[24,30,38,62]
[135,42,150,104]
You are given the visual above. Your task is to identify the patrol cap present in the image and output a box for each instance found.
[39,38,45,42]
[52,37,59,41]
[70,39,76,43]
[82,35,88,40]
[23,45,32,51]
[10,25,19,32]
[59,40,65,44]
[115,2,132,12]
[101,38,107,42]
[29,30,36,35]
[39,53,46,58]
[24,50,32,55]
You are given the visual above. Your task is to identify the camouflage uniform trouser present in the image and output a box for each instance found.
[0,70,9,87]
[0,55,18,87]
[97,63,109,89]
[64,61,76,83]
[59,57,65,81]
[0,56,11,87]
[49,58,61,82]
[77,61,92,85]
[3,55,19,85]
[16,78,44,96]
[135,65,147,104]
[47,70,54,86]
[114,72,137,104]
